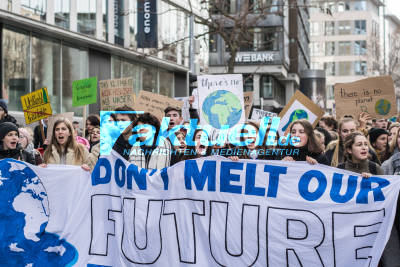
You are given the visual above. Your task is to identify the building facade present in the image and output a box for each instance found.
[0,0,208,118]
[309,0,383,112]
[208,0,310,112]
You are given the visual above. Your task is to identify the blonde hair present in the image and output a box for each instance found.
[44,118,86,164]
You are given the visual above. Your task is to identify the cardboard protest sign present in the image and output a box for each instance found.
[135,90,183,122]
[72,77,98,107]
[278,90,324,136]
[243,91,254,119]
[251,108,278,121]
[99,77,135,111]
[21,88,52,124]
[2,154,398,266]
[334,76,397,119]
[46,112,74,142]
[197,74,245,130]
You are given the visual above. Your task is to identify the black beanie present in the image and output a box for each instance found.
[0,100,8,114]
[369,128,389,145]
[0,122,18,141]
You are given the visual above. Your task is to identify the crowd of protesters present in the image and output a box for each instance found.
[1,94,400,266]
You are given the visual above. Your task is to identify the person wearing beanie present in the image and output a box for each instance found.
[0,122,35,164]
[369,127,391,164]
[0,99,18,126]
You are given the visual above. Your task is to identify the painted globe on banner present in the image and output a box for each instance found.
[202,90,242,129]
[375,99,391,115]
[0,159,78,266]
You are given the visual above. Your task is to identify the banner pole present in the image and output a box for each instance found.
[39,120,45,146]
[83,105,87,137]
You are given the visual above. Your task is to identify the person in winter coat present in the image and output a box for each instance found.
[369,128,391,164]
[41,118,92,171]
[18,127,43,165]
[129,113,171,170]
[282,119,329,165]
[0,122,35,164]
[88,125,100,167]
[337,132,383,176]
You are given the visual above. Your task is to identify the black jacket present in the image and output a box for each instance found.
[112,135,132,161]
[0,145,36,165]
[0,114,18,126]
[290,146,329,165]
[33,124,48,149]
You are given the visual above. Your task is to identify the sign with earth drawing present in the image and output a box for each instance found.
[278,90,324,136]
[334,76,397,120]
[197,74,245,131]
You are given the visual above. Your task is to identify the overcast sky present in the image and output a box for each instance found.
[387,0,400,18]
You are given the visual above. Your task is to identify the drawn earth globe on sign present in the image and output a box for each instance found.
[202,90,242,129]
[375,99,391,115]
[282,109,309,132]
[0,159,78,266]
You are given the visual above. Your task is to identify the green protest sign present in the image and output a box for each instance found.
[72,77,98,106]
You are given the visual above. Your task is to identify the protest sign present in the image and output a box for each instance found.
[197,74,245,130]
[278,90,324,136]
[72,77,98,107]
[334,76,397,119]
[251,108,278,121]
[135,90,183,122]
[99,77,136,111]
[174,96,191,122]
[46,112,74,141]
[244,91,254,119]
[1,154,398,266]
[21,87,52,124]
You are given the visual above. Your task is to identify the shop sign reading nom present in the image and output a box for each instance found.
[235,52,274,63]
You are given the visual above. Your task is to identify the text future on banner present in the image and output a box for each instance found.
[20,88,52,124]
[72,77,98,107]
[334,76,397,119]
[1,154,398,266]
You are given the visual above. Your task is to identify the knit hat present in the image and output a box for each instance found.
[18,127,33,144]
[0,122,18,141]
[0,100,7,114]
[368,128,389,145]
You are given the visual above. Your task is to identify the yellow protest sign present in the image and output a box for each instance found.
[21,88,52,124]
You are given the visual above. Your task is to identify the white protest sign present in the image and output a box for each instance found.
[251,108,278,121]
[197,75,245,130]
[1,155,398,266]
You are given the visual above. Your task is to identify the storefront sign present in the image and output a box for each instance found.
[21,88,52,124]
[235,52,275,63]
[137,0,158,48]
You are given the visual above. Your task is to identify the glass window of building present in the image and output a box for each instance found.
[62,44,89,116]
[209,34,218,53]
[325,41,335,56]
[254,27,279,51]
[103,0,108,41]
[311,22,319,36]
[324,21,335,36]
[77,0,96,36]
[338,21,352,35]
[338,41,351,56]
[354,40,366,55]
[159,70,174,97]
[142,65,158,93]
[55,0,70,29]
[114,0,124,45]
[337,1,350,12]
[31,36,61,113]
[338,62,352,76]
[243,75,253,92]
[327,85,334,100]
[354,61,367,75]
[21,0,46,21]
[324,62,336,76]
[111,56,142,94]
[354,20,366,35]
[354,1,367,11]
[2,28,30,111]
[260,75,273,98]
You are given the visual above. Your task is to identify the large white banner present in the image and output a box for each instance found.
[1,152,399,266]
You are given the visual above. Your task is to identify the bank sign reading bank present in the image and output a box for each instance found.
[235,52,275,63]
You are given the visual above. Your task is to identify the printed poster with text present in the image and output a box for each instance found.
[198,74,245,131]
[334,76,397,119]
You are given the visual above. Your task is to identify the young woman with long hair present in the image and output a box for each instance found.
[41,118,92,171]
